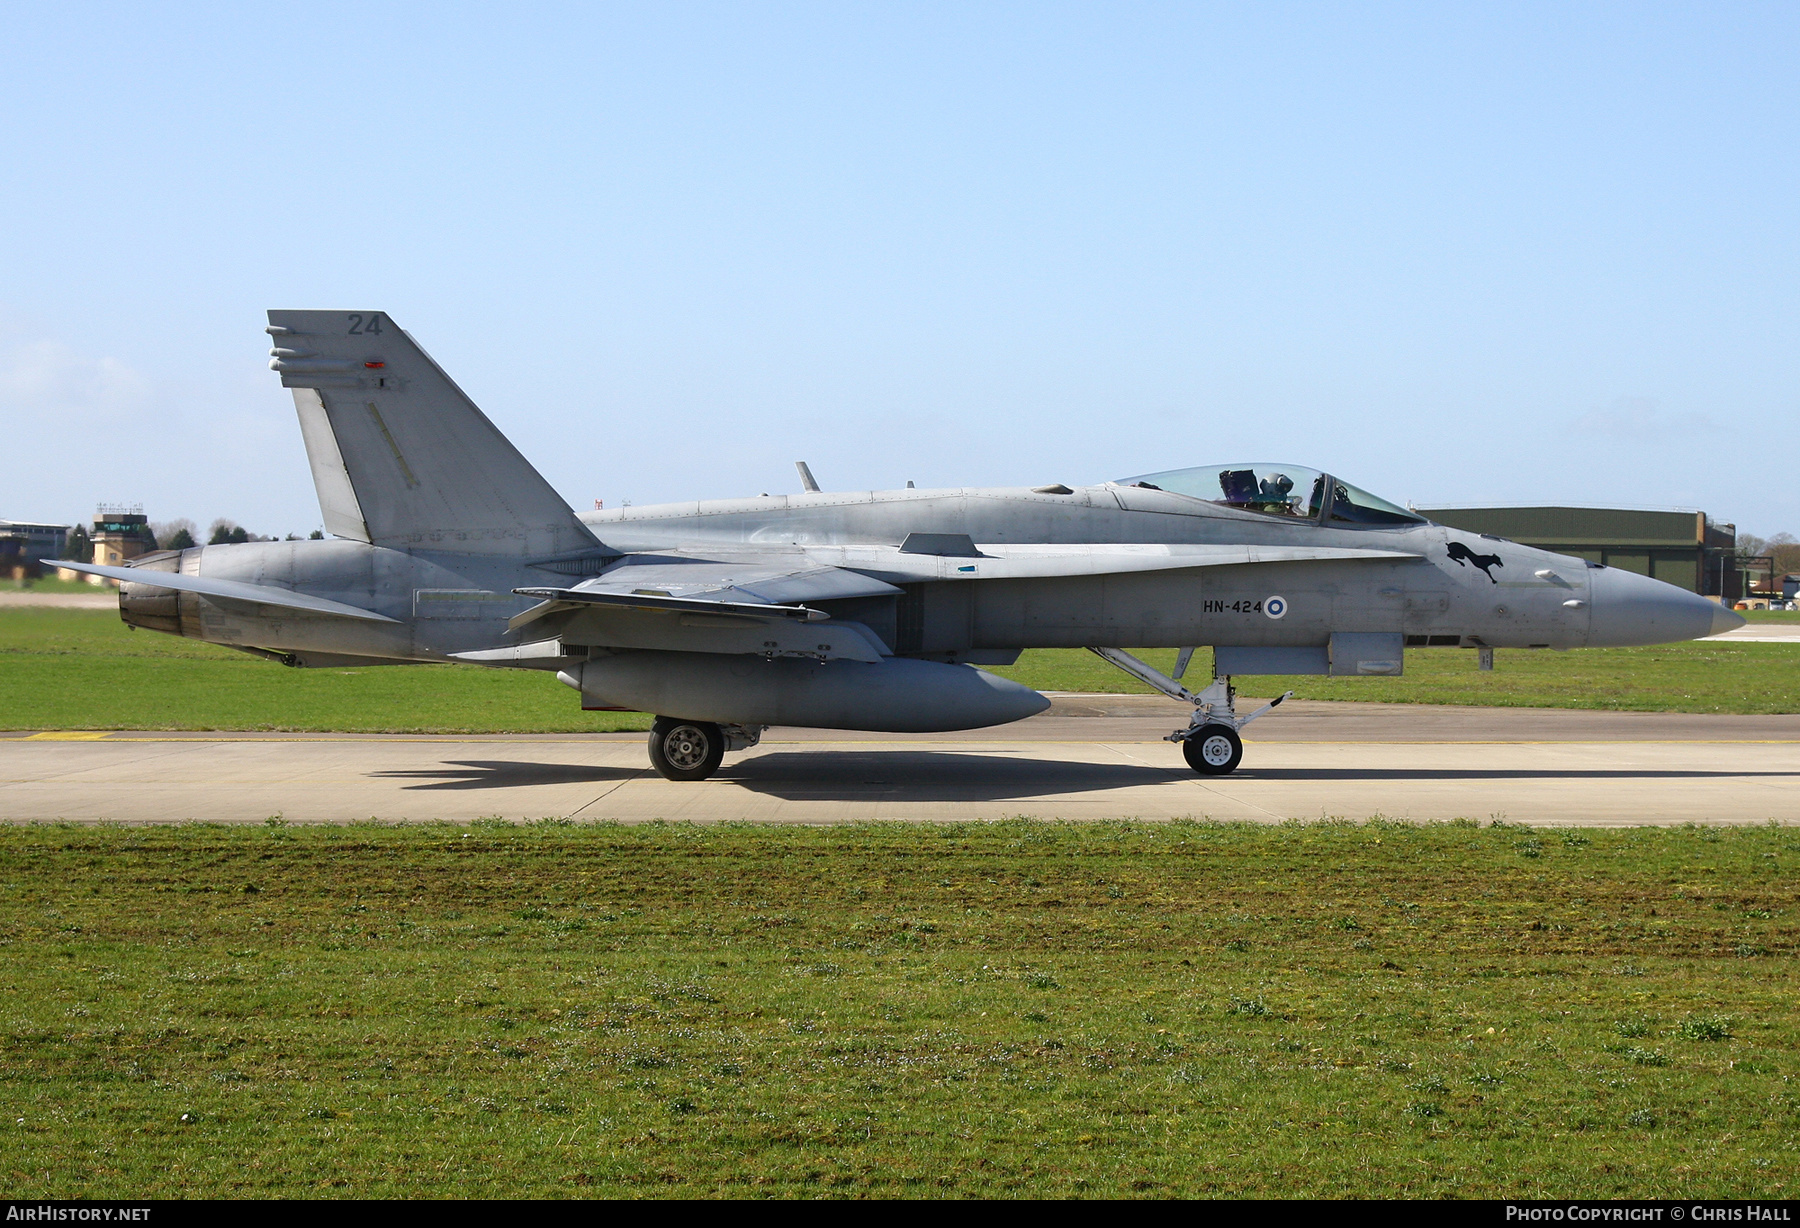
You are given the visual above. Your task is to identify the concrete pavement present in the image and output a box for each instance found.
[0,591,118,608]
[3,696,1795,826]
[1702,623,1800,644]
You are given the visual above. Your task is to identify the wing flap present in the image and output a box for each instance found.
[508,588,824,631]
[504,558,898,660]
[509,557,903,631]
[501,601,887,662]
[574,559,903,604]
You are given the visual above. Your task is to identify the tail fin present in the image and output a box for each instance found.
[267,310,598,558]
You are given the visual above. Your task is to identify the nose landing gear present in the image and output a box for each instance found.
[1085,648,1292,776]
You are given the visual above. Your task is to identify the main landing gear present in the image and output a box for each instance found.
[646,717,766,782]
[1085,648,1293,777]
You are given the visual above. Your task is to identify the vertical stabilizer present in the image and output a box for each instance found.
[267,310,598,558]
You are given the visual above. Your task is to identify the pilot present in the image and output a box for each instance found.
[1258,472,1296,513]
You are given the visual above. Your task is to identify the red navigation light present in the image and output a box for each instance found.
[364,361,385,369]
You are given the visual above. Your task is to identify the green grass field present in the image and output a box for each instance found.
[0,819,1793,1197]
[1,577,105,595]
[991,640,1800,714]
[0,610,647,733]
[4,608,1797,733]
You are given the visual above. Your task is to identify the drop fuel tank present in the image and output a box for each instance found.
[561,651,1050,733]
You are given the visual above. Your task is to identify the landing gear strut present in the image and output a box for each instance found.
[646,717,766,782]
[1085,648,1293,777]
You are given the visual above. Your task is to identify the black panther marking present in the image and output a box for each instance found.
[1446,541,1503,582]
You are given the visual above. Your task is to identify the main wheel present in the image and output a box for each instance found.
[648,717,726,782]
[1182,723,1243,775]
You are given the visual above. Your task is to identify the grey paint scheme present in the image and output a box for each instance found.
[88,310,1741,734]
[270,309,597,559]
[568,653,1052,733]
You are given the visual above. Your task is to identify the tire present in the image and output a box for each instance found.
[1182,723,1243,775]
[647,717,726,782]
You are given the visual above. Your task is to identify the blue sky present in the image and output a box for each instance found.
[3,2,1796,538]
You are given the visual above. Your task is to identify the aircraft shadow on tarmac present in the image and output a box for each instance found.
[722,754,1800,800]
[373,751,1190,801]
[721,750,1192,802]
[372,760,643,791]
[368,754,1800,800]
[1240,768,1800,782]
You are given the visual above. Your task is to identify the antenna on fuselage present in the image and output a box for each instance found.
[795,461,820,493]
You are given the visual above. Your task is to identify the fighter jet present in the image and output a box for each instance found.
[55,311,1746,780]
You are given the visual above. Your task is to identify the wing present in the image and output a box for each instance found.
[47,559,400,623]
[506,557,904,663]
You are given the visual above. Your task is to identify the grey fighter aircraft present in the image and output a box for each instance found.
[55,311,1746,780]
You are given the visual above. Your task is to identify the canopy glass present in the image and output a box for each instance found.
[1113,463,1424,528]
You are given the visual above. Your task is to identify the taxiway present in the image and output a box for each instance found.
[4,695,1795,826]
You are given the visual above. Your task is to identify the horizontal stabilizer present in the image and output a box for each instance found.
[48,560,400,623]
[450,640,579,670]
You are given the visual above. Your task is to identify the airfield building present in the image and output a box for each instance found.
[1419,506,1742,600]
[82,505,154,585]
[0,519,72,580]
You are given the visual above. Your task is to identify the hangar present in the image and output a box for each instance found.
[1420,505,1742,600]
[0,519,71,578]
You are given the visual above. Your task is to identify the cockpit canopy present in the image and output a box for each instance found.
[1112,463,1425,528]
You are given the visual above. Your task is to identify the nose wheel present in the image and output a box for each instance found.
[1182,723,1243,775]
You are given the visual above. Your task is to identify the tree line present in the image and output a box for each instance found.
[57,520,324,563]
[1736,532,1800,577]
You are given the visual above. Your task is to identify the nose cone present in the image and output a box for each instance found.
[1711,603,1748,635]
[1587,567,1736,647]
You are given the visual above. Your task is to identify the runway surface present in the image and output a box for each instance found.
[1702,623,1800,644]
[4,696,1796,826]
[0,591,118,608]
